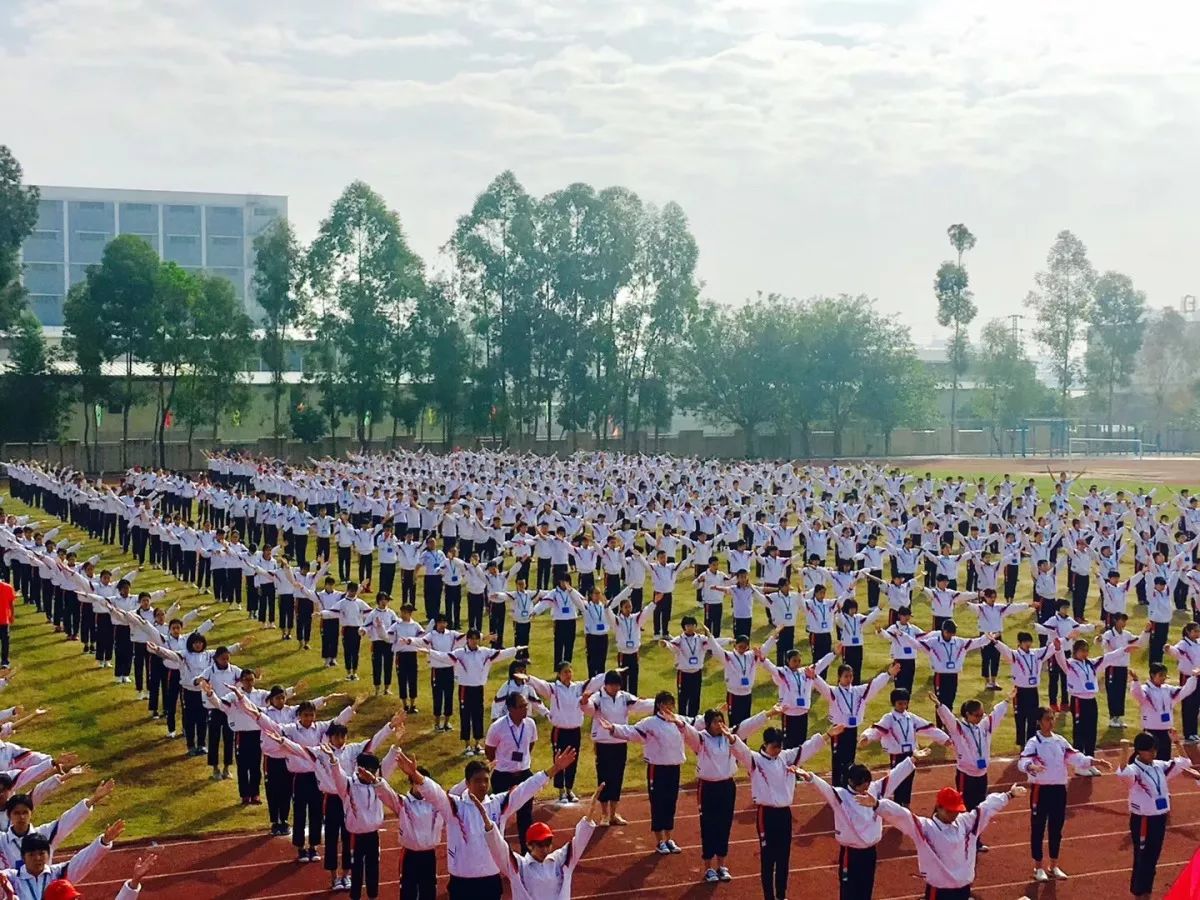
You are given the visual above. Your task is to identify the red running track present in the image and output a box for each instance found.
[66,752,1199,899]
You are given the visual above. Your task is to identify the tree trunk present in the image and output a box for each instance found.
[121,353,133,468]
[82,399,92,471]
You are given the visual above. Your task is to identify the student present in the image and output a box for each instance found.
[422,750,575,900]
[1100,616,1152,728]
[201,669,270,804]
[834,597,883,683]
[0,778,113,870]
[658,617,713,718]
[525,662,604,804]
[1129,664,1200,758]
[1166,621,1200,741]
[995,631,1054,746]
[406,615,466,733]
[1017,706,1111,882]
[484,693,540,854]
[879,605,924,691]
[389,604,425,714]
[861,782,1027,900]
[931,689,1011,852]
[803,583,839,663]
[1117,731,1200,899]
[705,632,762,728]
[335,583,372,682]
[729,722,839,900]
[579,588,619,678]
[811,661,898,788]
[377,748,445,900]
[478,786,600,900]
[608,590,656,693]
[532,577,583,665]
[582,670,654,826]
[680,706,772,883]
[598,690,686,854]
[1034,599,1095,711]
[797,757,915,900]
[2,820,127,900]
[961,588,1029,690]
[326,750,389,900]
[146,632,243,757]
[904,619,993,707]
[1052,637,1125,761]
[416,629,523,755]
[363,593,400,696]
[316,576,344,667]
[758,634,835,749]
[859,688,950,806]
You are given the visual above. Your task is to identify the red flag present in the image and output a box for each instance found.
[164,411,174,430]
[1166,846,1200,900]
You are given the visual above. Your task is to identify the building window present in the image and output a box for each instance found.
[253,207,277,217]
[168,235,198,245]
[168,204,195,213]
[123,203,153,212]
[78,201,105,210]
[26,263,59,272]
[78,232,108,241]
[31,229,58,239]
[211,236,239,245]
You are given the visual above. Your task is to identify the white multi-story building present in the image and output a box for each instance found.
[20,186,287,326]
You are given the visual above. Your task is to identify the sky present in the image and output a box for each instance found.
[3,0,1199,341]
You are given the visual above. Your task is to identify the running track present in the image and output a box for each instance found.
[66,751,1198,898]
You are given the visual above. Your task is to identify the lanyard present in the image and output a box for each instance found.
[1136,761,1164,797]
[964,722,986,758]
[587,604,605,626]
[894,713,912,745]
[516,593,530,617]
[791,668,806,694]
[1015,651,1035,676]
[779,594,793,618]
[683,635,699,658]
[621,616,637,645]
[836,686,858,718]
[734,652,750,678]
[939,639,960,664]
[815,601,828,629]
[508,718,524,749]
[844,615,860,642]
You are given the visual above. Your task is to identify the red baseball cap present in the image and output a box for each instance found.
[935,787,967,813]
[526,822,554,843]
[44,880,82,900]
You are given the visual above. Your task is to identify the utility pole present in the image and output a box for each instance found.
[1008,313,1024,341]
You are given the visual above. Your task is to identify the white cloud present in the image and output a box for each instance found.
[2,0,1199,336]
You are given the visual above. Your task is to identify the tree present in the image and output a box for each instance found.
[0,312,64,442]
[189,274,253,440]
[62,279,113,469]
[947,223,977,266]
[290,402,327,446]
[146,262,199,466]
[678,299,781,456]
[85,234,163,465]
[1025,230,1096,416]
[1135,308,1199,444]
[410,280,469,446]
[1084,270,1146,428]
[973,319,1052,454]
[0,146,39,331]
[252,218,307,450]
[308,181,425,446]
[934,260,975,452]
[858,354,937,456]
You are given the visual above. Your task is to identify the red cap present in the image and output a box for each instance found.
[44,881,82,900]
[525,822,554,843]
[935,787,967,813]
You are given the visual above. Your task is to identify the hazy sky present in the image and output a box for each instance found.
[4,0,1198,341]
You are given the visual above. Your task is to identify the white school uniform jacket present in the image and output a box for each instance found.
[374,773,445,851]
[422,772,549,878]
[862,711,949,756]
[0,797,92,869]
[907,633,991,674]
[1130,676,1198,731]
[996,642,1054,688]
[758,652,835,716]
[881,622,925,661]
[1100,628,1150,667]
[610,714,687,765]
[730,733,826,807]
[965,601,1029,635]
[586,691,654,743]
[1052,648,1125,699]
[2,833,112,900]
[526,674,604,730]
[812,672,892,728]
[706,638,761,696]
[485,814,596,900]
[611,602,656,656]
[662,633,712,674]
[682,711,769,781]
[428,645,519,687]
[876,790,1012,889]
[1116,757,1193,816]
[801,758,915,848]
[1017,732,1095,785]
[1167,637,1200,676]
[936,702,1008,777]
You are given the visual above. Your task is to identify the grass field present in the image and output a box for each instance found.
[2,462,1196,847]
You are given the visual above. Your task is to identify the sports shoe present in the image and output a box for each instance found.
[1086,766,1101,777]
[598,815,611,826]
[298,849,309,863]
[1052,867,1069,879]
[222,767,232,780]
[211,767,222,780]
[656,841,672,855]
[1034,868,1049,883]
[1186,735,1200,744]
[704,869,719,883]
[306,849,320,863]
[976,842,989,853]
[666,840,682,854]
[610,813,628,825]
[566,791,579,803]
[558,790,568,804]
[717,867,732,882]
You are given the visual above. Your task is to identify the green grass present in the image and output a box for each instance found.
[2,472,1193,845]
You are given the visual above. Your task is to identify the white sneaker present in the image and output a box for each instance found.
[1034,868,1050,883]
[1108,718,1118,728]
[666,840,682,854]
[1052,867,1069,879]
[704,868,719,883]
[717,867,732,882]
[1087,766,1101,776]
[167,731,178,739]
[656,841,671,855]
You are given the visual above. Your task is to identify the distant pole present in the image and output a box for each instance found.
[1008,313,1024,341]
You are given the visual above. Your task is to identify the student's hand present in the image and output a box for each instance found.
[89,778,117,807]
[887,661,901,678]
[1129,670,1139,682]
[1093,758,1114,772]
[466,791,495,832]
[550,746,578,774]
[766,703,783,720]
[356,766,379,785]
[485,633,497,643]
[130,852,158,887]
[393,748,420,779]
[857,735,869,748]
[915,747,932,759]
[54,752,80,770]
[927,691,940,707]
[352,695,367,711]
[102,820,127,845]
[1027,761,1046,775]
[61,764,89,780]
[1007,785,1027,798]
[585,784,605,823]
[853,792,879,808]
[826,724,846,739]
